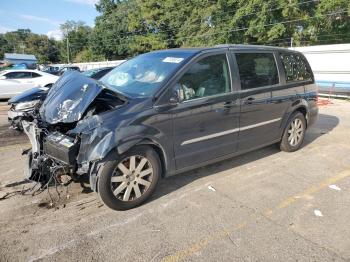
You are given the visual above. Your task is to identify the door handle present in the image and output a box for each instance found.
[244,97,255,104]
[223,101,236,108]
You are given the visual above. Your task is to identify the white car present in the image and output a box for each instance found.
[0,70,59,98]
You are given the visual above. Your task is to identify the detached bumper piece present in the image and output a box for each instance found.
[8,108,25,130]
[43,132,79,166]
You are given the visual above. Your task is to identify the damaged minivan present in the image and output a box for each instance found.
[21,45,318,210]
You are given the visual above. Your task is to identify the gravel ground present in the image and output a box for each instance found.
[0,99,349,262]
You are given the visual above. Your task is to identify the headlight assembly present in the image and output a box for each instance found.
[15,100,41,111]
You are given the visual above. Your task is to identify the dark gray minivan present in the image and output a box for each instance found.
[23,45,318,210]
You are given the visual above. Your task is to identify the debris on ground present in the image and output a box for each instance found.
[314,209,324,217]
[329,184,341,191]
[208,185,216,192]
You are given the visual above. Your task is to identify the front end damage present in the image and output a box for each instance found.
[21,71,128,190]
[23,120,78,185]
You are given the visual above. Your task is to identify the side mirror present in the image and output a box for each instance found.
[169,84,181,106]
[169,95,179,106]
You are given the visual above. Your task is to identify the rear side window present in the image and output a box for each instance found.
[31,72,41,78]
[235,53,279,90]
[4,72,32,79]
[177,54,231,101]
[280,53,313,82]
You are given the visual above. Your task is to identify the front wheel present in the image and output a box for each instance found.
[97,146,161,211]
[279,112,306,152]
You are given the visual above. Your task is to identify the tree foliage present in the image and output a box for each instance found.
[59,20,93,63]
[0,29,60,64]
[1,0,349,63]
[89,0,350,58]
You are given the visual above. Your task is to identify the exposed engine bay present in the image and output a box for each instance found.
[22,72,126,188]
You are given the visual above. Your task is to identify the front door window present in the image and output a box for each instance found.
[177,54,231,101]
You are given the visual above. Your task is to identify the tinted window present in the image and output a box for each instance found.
[31,72,41,78]
[4,72,32,79]
[235,53,279,90]
[177,54,231,101]
[280,53,313,82]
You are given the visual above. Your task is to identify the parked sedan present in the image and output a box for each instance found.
[0,70,58,99]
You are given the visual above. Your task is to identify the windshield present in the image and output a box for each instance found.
[100,51,195,97]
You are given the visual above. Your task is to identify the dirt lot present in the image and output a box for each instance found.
[0,99,349,262]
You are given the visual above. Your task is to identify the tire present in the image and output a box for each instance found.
[279,112,306,152]
[97,145,161,211]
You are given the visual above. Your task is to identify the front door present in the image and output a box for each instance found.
[171,52,240,169]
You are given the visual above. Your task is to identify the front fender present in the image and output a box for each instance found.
[77,124,167,163]
[87,136,168,192]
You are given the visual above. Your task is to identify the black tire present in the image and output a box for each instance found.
[97,145,161,211]
[280,112,306,152]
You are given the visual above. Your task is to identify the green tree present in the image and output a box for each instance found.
[309,0,350,44]
[0,29,59,63]
[60,20,92,63]
[91,0,350,56]
[74,49,105,62]
[26,34,60,63]
[90,0,133,60]
[0,34,11,59]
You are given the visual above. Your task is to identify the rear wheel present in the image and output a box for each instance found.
[280,112,306,152]
[97,146,160,210]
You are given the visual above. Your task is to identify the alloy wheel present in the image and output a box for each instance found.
[287,118,304,146]
[110,155,153,201]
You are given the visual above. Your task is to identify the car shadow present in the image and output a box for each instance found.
[149,113,339,203]
[302,113,339,147]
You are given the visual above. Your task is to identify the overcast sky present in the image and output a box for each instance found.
[0,0,99,40]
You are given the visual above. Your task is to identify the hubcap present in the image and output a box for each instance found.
[287,118,304,146]
[110,155,153,202]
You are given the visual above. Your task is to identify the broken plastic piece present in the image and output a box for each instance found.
[328,184,341,191]
[208,185,216,192]
[314,209,323,217]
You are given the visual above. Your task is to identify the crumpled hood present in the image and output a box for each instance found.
[40,71,104,124]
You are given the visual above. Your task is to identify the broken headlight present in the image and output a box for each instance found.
[15,99,41,111]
